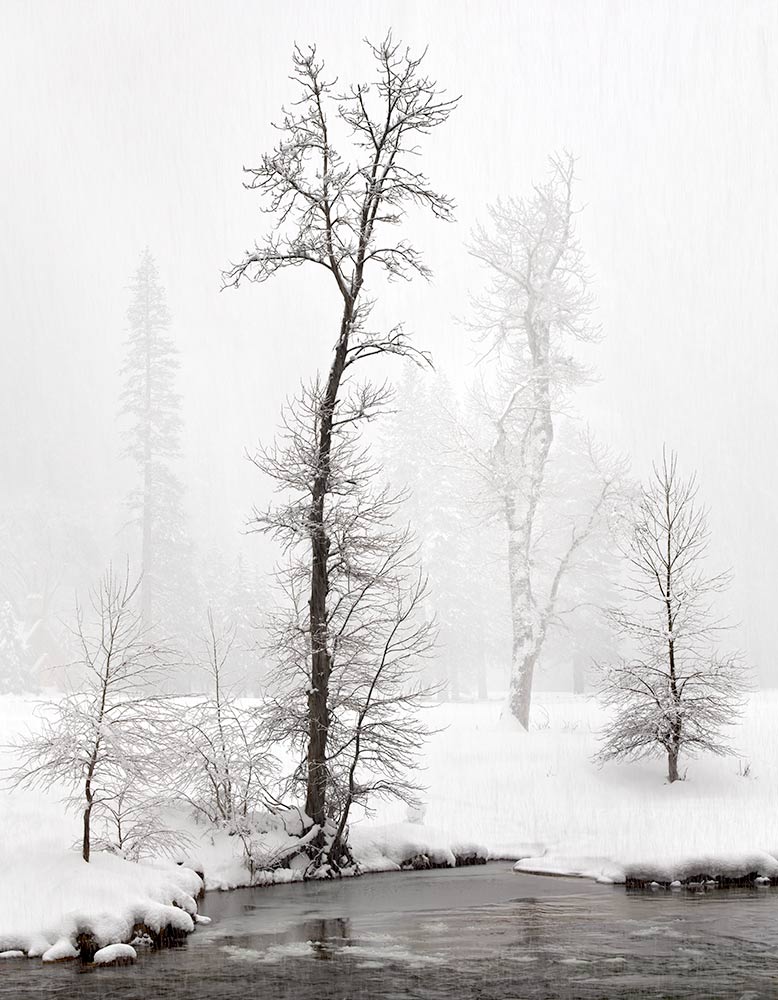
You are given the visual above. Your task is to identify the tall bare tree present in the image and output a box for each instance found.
[223,36,457,833]
[597,451,746,782]
[467,154,605,727]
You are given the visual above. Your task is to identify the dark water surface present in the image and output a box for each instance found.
[2,863,778,999]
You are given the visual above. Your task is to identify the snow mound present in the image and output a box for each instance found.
[42,938,79,962]
[93,943,136,965]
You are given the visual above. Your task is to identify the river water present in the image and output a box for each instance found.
[2,863,778,998]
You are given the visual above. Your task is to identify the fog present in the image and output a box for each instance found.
[2,0,777,681]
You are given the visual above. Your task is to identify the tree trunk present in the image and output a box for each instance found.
[304,308,353,832]
[477,646,488,701]
[667,748,680,783]
[82,805,92,862]
[509,645,538,729]
[503,321,554,729]
[572,653,586,694]
[506,500,540,729]
[449,658,460,701]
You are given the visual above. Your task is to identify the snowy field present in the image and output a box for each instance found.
[364,692,778,884]
[2,690,778,955]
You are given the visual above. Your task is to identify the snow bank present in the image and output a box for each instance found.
[513,854,625,883]
[350,823,488,872]
[622,849,778,884]
[179,819,487,891]
[179,820,311,891]
[0,847,202,958]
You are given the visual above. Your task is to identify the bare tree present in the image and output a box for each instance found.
[257,379,437,870]
[467,153,603,727]
[223,36,457,834]
[4,565,172,861]
[596,450,746,782]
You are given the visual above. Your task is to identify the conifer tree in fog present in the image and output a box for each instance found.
[120,249,186,625]
[597,451,746,783]
[223,36,457,846]
[468,153,614,728]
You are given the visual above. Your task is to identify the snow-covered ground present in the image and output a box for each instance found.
[2,690,778,957]
[364,692,778,885]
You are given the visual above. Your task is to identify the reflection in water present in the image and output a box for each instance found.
[2,865,778,998]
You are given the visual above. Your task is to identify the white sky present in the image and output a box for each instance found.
[2,0,777,673]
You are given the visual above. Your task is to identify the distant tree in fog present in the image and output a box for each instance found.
[120,249,190,626]
[0,601,28,694]
[0,501,102,684]
[5,566,175,861]
[223,35,457,848]
[197,551,268,695]
[380,364,509,699]
[467,153,612,727]
[596,451,746,783]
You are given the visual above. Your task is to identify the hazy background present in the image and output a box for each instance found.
[1,0,776,678]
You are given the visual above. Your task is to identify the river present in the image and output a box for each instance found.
[2,863,777,998]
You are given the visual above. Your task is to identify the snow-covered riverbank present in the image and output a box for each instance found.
[371,692,778,885]
[3,690,778,959]
[0,848,202,960]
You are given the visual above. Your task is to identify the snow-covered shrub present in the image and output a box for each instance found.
[175,612,276,831]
